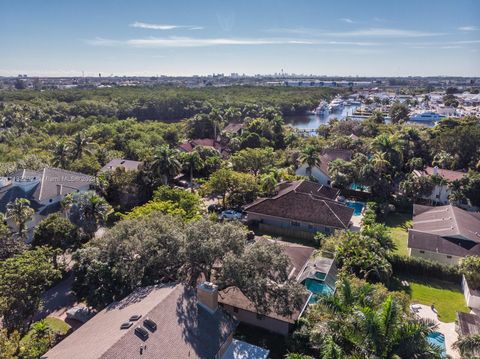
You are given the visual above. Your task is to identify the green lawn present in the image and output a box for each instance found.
[21,317,71,344]
[391,276,469,323]
[384,212,412,256]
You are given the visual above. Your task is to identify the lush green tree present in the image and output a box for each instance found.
[32,214,79,254]
[0,329,20,358]
[0,247,61,334]
[260,173,278,196]
[69,131,92,160]
[51,141,70,169]
[6,198,34,237]
[400,173,434,202]
[97,167,141,211]
[389,102,409,124]
[204,168,259,207]
[180,151,204,184]
[231,147,275,175]
[64,191,112,237]
[20,320,55,359]
[459,256,480,290]
[148,145,182,185]
[369,110,385,124]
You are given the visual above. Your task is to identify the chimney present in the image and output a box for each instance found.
[56,184,63,196]
[433,166,439,175]
[197,282,218,314]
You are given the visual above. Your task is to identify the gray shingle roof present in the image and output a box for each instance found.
[43,284,238,359]
[100,159,142,172]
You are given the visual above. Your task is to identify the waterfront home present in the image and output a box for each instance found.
[43,282,269,359]
[407,204,480,265]
[218,238,314,336]
[245,180,353,239]
[0,167,95,239]
[295,148,352,186]
[412,166,467,205]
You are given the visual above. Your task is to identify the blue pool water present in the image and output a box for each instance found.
[427,332,446,358]
[345,200,365,216]
[349,183,370,192]
[304,278,334,303]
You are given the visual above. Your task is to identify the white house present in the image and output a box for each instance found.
[295,149,352,186]
[0,167,95,240]
[412,166,466,205]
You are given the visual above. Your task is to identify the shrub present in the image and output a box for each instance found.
[459,256,480,290]
[390,254,461,283]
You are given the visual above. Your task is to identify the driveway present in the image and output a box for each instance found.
[34,273,77,321]
[413,304,460,358]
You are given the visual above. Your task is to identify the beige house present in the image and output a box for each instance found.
[412,166,466,205]
[407,204,480,265]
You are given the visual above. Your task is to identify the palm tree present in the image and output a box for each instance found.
[150,145,182,185]
[454,334,480,358]
[6,198,34,237]
[260,174,277,196]
[64,191,112,237]
[180,151,204,184]
[70,131,92,160]
[52,141,70,168]
[299,146,321,177]
[371,152,390,174]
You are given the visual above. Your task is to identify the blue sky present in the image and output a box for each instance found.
[1,0,479,76]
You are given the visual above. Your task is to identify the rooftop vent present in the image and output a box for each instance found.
[120,322,133,330]
[135,327,149,341]
[130,314,142,321]
[143,318,157,332]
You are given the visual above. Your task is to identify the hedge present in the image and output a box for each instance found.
[389,254,462,283]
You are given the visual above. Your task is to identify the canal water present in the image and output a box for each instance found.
[284,105,359,130]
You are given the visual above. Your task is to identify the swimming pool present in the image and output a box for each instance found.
[349,183,370,192]
[345,200,365,216]
[427,332,446,358]
[304,278,334,303]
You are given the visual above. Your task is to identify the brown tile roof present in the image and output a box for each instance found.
[414,166,466,182]
[457,312,480,336]
[43,284,237,359]
[245,180,353,229]
[408,204,480,257]
[223,123,244,134]
[178,139,222,152]
[100,159,142,172]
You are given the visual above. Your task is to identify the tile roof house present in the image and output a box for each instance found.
[412,166,467,205]
[407,204,480,265]
[43,283,269,359]
[245,180,353,239]
[177,138,223,153]
[222,123,244,136]
[0,168,95,239]
[295,148,352,186]
[100,158,142,172]
[218,238,314,336]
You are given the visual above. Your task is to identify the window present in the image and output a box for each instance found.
[436,194,440,199]
[233,307,238,313]
[419,250,425,254]
[291,221,300,227]
[447,255,452,259]
[308,224,315,230]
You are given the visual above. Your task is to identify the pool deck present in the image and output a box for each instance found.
[412,304,459,358]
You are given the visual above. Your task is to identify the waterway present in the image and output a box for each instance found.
[284,105,359,130]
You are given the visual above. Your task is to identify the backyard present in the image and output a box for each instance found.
[391,276,470,323]
[384,212,412,256]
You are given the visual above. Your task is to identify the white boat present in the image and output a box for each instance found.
[313,101,329,116]
[409,111,444,122]
[328,97,345,112]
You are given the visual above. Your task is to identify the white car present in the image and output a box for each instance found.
[66,306,95,323]
[219,210,243,220]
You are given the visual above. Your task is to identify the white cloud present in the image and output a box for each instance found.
[458,26,478,31]
[86,36,382,48]
[340,18,354,23]
[327,28,444,37]
[130,21,203,30]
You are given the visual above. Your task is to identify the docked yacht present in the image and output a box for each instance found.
[409,111,444,122]
[313,101,329,116]
[328,97,345,112]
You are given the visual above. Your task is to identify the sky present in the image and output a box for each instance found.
[0,0,479,77]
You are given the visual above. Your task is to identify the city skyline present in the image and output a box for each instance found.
[1,0,480,77]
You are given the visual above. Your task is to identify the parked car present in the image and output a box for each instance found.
[219,209,243,220]
[208,204,224,213]
[66,306,95,323]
